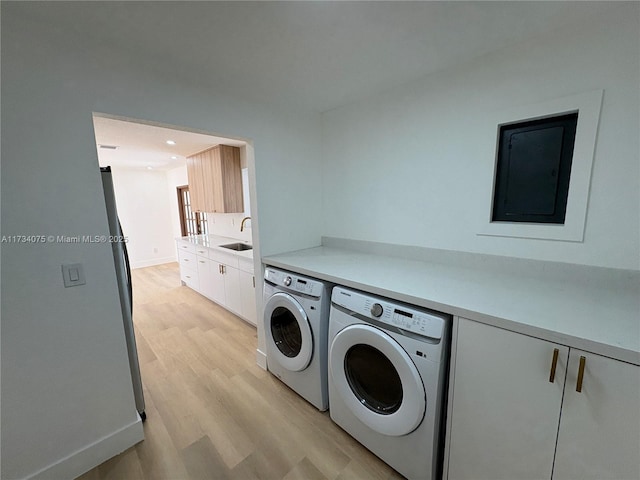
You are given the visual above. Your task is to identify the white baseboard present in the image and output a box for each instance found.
[256,349,267,370]
[131,256,176,269]
[27,417,144,480]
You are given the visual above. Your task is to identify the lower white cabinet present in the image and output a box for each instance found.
[205,258,241,315]
[220,263,241,315]
[446,318,640,480]
[178,240,256,325]
[197,256,223,305]
[553,349,640,480]
[178,250,199,290]
[446,318,567,480]
[205,260,225,306]
[239,270,257,326]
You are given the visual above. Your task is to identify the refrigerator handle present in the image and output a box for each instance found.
[119,220,133,316]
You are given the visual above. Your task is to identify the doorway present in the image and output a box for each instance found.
[92,112,253,268]
[177,185,209,236]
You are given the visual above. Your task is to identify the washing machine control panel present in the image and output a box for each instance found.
[264,268,325,298]
[332,287,446,340]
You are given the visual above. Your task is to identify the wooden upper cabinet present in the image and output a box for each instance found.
[186,154,206,212]
[200,148,216,212]
[213,145,244,213]
[186,145,244,213]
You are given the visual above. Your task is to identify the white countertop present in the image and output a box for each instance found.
[177,234,254,260]
[263,245,640,365]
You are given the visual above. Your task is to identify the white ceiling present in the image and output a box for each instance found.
[13,1,618,170]
[13,1,616,114]
[93,115,245,171]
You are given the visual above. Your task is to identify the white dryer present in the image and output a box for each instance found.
[263,267,332,411]
[328,286,451,480]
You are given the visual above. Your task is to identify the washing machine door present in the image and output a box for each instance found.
[264,292,313,372]
[330,324,426,437]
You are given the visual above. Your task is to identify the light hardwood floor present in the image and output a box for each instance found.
[77,262,403,480]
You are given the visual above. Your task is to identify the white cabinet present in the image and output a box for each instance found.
[220,263,241,314]
[208,260,226,306]
[447,318,567,480]
[177,240,196,255]
[177,239,256,325]
[446,318,640,480]
[178,249,199,290]
[553,350,640,480]
[239,270,257,326]
[195,255,216,301]
[209,249,241,315]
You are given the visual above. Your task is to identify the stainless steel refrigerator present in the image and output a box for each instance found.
[100,166,146,421]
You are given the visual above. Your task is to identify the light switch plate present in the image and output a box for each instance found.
[62,263,86,288]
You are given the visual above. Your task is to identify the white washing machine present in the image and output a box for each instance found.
[328,286,451,480]
[263,267,332,411]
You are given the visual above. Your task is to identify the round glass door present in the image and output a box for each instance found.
[271,306,303,358]
[330,324,426,436]
[345,344,404,415]
[264,292,313,372]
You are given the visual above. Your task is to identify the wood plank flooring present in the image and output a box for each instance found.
[77,263,403,480]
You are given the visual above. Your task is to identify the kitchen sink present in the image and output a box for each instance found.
[220,242,252,252]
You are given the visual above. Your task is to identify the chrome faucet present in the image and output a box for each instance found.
[240,216,251,232]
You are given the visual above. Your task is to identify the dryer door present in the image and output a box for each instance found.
[330,324,426,437]
[264,292,313,372]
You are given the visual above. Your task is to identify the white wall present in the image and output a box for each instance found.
[1,7,322,480]
[322,5,639,270]
[110,168,177,269]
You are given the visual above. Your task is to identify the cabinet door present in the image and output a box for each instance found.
[223,264,241,315]
[196,256,212,298]
[239,271,257,325]
[209,263,226,306]
[188,145,243,213]
[553,351,640,480]
[447,319,568,480]
[200,148,217,213]
[216,145,243,213]
[186,153,205,212]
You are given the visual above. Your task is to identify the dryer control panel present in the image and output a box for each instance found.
[332,287,448,340]
[264,267,325,298]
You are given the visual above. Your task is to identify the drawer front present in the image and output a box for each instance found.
[194,246,210,257]
[209,248,240,268]
[196,255,212,275]
[179,250,197,270]
[177,240,196,254]
[180,269,199,290]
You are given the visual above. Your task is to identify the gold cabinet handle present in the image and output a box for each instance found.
[576,356,586,392]
[219,264,222,274]
[222,265,226,274]
[252,276,255,288]
[549,348,559,383]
